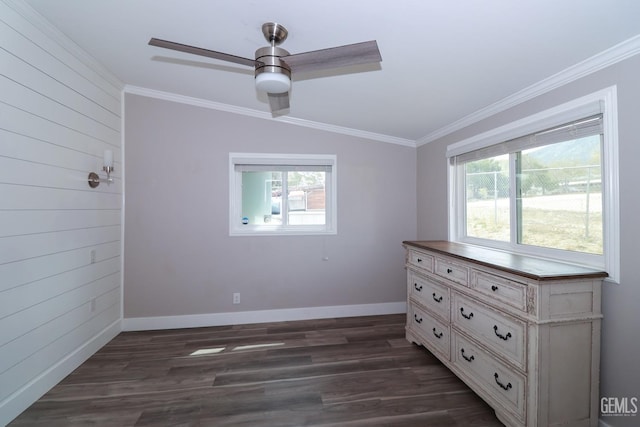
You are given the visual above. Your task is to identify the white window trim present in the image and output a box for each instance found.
[447,86,620,283]
[229,152,337,236]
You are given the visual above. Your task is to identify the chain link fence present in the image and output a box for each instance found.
[466,165,602,253]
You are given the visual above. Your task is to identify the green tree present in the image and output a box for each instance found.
[520,155,557,195]
[466,158,505,199]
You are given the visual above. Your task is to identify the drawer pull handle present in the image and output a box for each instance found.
[417,258,422,263]
[446,268,453,274]
[493,325,512,341]
[491,285,498,291]
[494,373,512,391]
[461,348,474,362]
[460,307,474,320]
[432,293,443,303]
[414,283,423,291]
[432,328,443,339]
[414,314,423,324]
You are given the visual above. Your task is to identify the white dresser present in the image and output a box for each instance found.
[403,241,606,427]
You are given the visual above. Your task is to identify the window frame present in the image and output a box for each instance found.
[229,152,337,236]
[447,86,619,283]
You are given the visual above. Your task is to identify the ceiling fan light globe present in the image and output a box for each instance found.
[255,73,290,94]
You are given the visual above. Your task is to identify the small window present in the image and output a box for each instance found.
[229,153,337,236]
[448,87,619,281]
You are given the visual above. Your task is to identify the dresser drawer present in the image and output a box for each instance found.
[452,292,526,371]
[452,331,526,422]
[471,270,528,312]
[408,303,450,359]
[434,257,469,286]
[407,249,433,272]
[409,272,450,322]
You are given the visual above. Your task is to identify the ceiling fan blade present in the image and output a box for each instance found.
[149,38,260,68]
[281,40,381,74]
[268,92,290,112]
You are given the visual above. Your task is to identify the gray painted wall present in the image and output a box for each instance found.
[124,94,417,319]
[417,55,640,427]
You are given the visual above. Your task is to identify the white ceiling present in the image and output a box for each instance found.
[23,0,640,144]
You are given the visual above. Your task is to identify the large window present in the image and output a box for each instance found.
[448,88,619,282]
[229,153,337,236]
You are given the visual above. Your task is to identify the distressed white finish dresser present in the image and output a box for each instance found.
[403,240,606,427]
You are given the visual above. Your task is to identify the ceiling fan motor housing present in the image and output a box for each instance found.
[255,46,291,93]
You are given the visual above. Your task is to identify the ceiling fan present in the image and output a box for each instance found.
[149,22,382,112]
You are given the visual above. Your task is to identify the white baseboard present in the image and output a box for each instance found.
[0,319,121,427]
[122,302,407,331]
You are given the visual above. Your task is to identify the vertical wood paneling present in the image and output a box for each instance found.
[0,1,123,424]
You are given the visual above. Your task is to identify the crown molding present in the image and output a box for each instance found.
[123,85,416,147]
[4,0,124,94]
[417,34,640,147]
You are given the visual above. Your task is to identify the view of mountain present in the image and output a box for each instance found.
[525,135,601,166]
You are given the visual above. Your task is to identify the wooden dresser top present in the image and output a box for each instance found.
[403,240,608,281]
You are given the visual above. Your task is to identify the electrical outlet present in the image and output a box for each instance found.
[90,249,96,264]
[233,293,241,304]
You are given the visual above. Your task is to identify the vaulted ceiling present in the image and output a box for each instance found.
[23,0,640,144]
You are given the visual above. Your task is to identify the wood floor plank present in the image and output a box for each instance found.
[9,314,502,426]
[168,354,313,377]
[316,391,500,427]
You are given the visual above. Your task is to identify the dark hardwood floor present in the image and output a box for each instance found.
[10,314,502,426]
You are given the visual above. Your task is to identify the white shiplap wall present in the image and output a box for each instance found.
[0,1,123,423]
